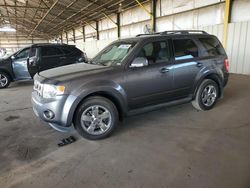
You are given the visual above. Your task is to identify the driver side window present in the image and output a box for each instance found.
[137,41,171,65]
[15,48,30,60]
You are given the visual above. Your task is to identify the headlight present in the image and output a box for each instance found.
[42,84,65,99]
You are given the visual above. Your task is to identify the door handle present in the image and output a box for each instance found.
[196,62,203,67]
[60,57,67,59]
[160,67,169,73]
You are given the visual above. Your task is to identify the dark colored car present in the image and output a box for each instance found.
[0,43,87,88]
[32,30,229,140]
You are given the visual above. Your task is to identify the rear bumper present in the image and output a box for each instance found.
[32,92,77,130]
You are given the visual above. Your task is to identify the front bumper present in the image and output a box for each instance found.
[32,91,77,131]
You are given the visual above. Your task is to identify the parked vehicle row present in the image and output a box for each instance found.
[31,30,229,140]
[0,43,87,88]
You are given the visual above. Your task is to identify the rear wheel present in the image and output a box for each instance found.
[192,79,219,111]
[0,71,10,89]
[74,96,118,140]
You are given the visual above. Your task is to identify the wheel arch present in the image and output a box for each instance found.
[68,89,127,126]
[82,91,126,120]
[0,69,13,81]
[193,73,223,99]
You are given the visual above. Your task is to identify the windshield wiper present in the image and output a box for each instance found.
[98,61,107,66]
[88,59,106,66]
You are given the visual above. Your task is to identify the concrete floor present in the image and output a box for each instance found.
[0,74,249,188]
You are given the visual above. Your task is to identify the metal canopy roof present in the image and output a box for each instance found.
[0,0,148,39]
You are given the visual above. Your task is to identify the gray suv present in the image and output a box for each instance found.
[32,30,229,140]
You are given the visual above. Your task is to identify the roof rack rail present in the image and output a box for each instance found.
[136,33,160,37]
[136,30,207,37]
[160,30,207,35]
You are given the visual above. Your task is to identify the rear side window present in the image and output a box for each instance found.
[61,47,72,54]
[41,47,63,57]
[71,46,82,54]
[199,37,225,56]
[61,46,82,55]
[173,39,199,60]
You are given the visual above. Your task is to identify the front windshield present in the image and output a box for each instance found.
[1,48,23,60]
[91,41,136,66]
[4,51,16,59]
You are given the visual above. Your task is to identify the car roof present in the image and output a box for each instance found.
[31,43,74,47]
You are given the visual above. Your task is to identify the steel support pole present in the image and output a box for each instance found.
[96,21,99,40]
[117,13,121,38]
[223,0,232,48]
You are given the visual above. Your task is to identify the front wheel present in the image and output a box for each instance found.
[0,71,10,89]
[192,79,219,111]
[74,96,118,140]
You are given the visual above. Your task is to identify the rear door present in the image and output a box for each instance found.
[124,38,175,109]
[39,46,64,71]
[171,37,203,98]
[12,47,31,80]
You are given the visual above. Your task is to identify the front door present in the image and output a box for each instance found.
[123,39,174,109]
[27,47,39,78]
[12,47,31,80]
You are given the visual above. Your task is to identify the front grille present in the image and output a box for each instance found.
[34,80,43,97]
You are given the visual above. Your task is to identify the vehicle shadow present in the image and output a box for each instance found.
[113,75,244,137]
[113,103,193,137]
[216,75,249,107]
[9,80,34,89]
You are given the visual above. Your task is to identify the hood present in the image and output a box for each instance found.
[0,57,11,65]
[38,63,111,82]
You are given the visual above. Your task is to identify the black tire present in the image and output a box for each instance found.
[192,79,219,111]
[0,71,11,89]
[74,96,119,140]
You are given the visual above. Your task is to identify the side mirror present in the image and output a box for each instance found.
[11,55,15,60]
[130,57,148,68]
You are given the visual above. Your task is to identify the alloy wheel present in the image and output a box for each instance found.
[80,105,112,135]
[201,85,217,107]
[0,74,8,87]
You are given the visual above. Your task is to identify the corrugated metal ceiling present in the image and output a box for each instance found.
[0,0,148,38]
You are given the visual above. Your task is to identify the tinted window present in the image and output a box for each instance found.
[70,46,82,55]
[199,37,225,56]
[138,41,171,64]
[30,47,37,57]
[15,48,30,59]
[41,47,63,57]
[173,39,199,60]
[61,46,82,55]
[61,47,72,55]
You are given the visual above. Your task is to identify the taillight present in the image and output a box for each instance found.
[224,58,229,72]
